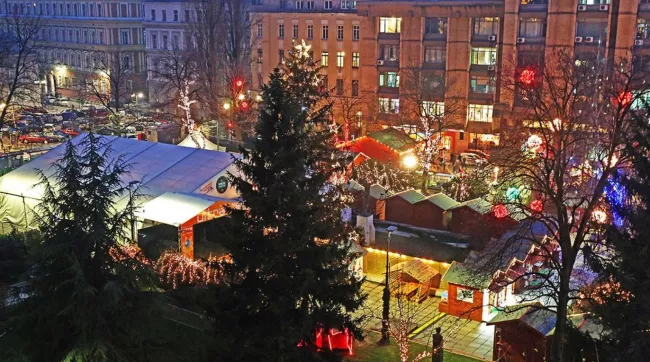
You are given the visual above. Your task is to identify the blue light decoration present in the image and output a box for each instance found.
[604,172,627,227]
[506,187,521,202]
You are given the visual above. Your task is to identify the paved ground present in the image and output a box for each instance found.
[356,281,493,361]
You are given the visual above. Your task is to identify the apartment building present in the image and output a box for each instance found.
[252,0,644,153]
[142,0,190,104]
[0,0,147,102]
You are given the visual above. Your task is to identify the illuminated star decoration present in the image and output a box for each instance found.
[294,40,312,59]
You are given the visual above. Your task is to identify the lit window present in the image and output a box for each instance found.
[378,98,399,114]
[352,52,359,68]
[421,101,444,117]
[380,44,399,61]
[321,51,328,66]
[379,72,399,88]
[337,51,344,67]
[467,104,494,123]
[473,17,499,36]
[379,17,401,33]
[471,47,497,65]
[519,18,546,38]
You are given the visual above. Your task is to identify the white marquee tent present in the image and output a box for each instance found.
[0,135,240,231]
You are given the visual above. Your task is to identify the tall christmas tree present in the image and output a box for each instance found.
[210,41,366,360]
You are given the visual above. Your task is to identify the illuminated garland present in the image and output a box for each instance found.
[581,277,632,305]
[109,244,151,265]
[154,251,230,289]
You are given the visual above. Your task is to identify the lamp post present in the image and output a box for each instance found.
[379,225,398,346]
[128,181,138,242]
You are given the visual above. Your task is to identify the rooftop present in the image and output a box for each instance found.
[424,193,460,211]
[373,223,470,263]
[368,128,415,153]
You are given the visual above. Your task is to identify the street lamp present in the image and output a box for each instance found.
[379,225,398,346]
[128,181,139,242]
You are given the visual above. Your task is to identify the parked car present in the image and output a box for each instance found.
[460,152,488,166]
[61,111,77,121]
[19,133,48,144]
[61,128,81,137]
[44,132,67,143]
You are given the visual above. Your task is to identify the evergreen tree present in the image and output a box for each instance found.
[210,42,366,361]
[586,118,650,361]
[2,133,154,361]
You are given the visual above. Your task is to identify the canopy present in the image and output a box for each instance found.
[136,192,230,227]
[178,131,220,150]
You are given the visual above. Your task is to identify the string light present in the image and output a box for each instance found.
[154,251,230,289]
[581,277,632,305]
[493,204,509,219]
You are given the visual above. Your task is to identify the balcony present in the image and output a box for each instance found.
[378,86,399,95]
[378,32,400,41]
[376,59,399,69]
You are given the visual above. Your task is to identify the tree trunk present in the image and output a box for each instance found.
[550,266,571,362]
[421,169,429,195]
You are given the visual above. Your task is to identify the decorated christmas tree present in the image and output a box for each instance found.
[210,41,366,360]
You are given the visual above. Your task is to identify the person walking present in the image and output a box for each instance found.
[432,327,444,362]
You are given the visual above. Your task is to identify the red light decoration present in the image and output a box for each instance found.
[235,79,243,87]
[493,204,509,219]
[241,101,249,109]
[519,69,535,86]
[615,91,633,107]
[311,327,354,355]
[530,199,543,213]
[227,121,233,128]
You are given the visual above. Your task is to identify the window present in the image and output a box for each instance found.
[473,17,499,36]
[123,55,131,69]
[307,25,313,39]
[337,52,344,67]
[336,79,344,95]
[172,34,179,50]
[353,25,359,40]
[99,30,104,44]
[422,101,444,117]
[456,287,474,303]
[471,47,497,65]
[295,1,302,9]
[97,4,101,16]
[121,30,129,45]
[341,0,351,9]
[257,23,263,37]
[467,104,493,123]
[321,51,328,66]
[379,72,399,88]
[324,0,332,9]
[151,33,157,49]
[337,25,344,40]
[379,17,401,33]
[293,24,299,38]
[73,3,77,16]
[278,24,284,38]
[352,80,359,96]
[424,46,446,64]
[576,19,607,38]
[257,48,263,63]
[637,19,650,40]
[352,52,359,68]
[322,25,328,39]
[162,9,166,21]
[81,4,85,16]
[150,9,155,20]
[173,9,178,21]
[279,49,284,63]
[578,0,609,4]
[185,9,190,21]
[470,76,494,93]
[425,17,447,34]
[66,3,70,15]
[519,18,546,38]
[378,98,399,113]
[120,4,127,17]
[380,44,399,61]
[162,34,168,49]
[306,1,314,9]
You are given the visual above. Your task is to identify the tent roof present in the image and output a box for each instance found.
[368,128,415,152]
[0,134,237,205]
[135,192,230,226]
[177,131,220,150]
[390,259,439,283]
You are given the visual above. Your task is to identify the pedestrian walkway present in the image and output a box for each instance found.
[356,281,493,361]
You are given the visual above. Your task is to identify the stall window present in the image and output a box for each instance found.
[457,287,474,303]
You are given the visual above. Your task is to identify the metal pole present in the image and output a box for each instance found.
[380,226,397,345]
[215,120,220,150]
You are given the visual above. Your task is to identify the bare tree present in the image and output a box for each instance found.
[469,49,650,362]
[331,79,364,142]
[83,49,134,122]
[0,13,42,131]
[399,68,463,192]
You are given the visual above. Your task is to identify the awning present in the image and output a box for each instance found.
[135,192,232,226]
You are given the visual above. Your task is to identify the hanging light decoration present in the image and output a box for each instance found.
[493,204,509,219]
[530,199,543,213]
[526,134,543,153]
[519,69,536,86]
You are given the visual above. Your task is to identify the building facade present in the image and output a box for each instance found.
[251,0,644,153]
[1,0,148,103]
